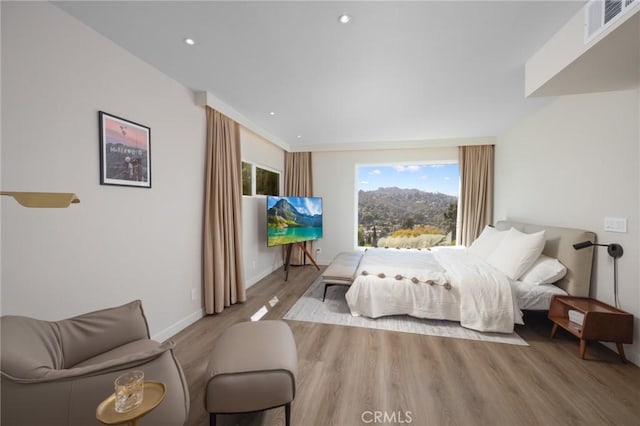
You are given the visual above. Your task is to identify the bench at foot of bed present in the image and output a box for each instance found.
[321,251,364,301]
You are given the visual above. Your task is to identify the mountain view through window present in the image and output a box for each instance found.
[358,164,459,249]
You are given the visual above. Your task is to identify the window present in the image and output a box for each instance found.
[242,161,280,196]
[357,163,459,249]
[242,162,252,196]
[256,166,279,196]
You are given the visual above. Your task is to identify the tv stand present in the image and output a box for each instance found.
[284,242,320,281]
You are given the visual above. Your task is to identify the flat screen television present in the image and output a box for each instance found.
[267,196,323,247]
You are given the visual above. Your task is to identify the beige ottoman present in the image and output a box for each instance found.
[205,320,297,426]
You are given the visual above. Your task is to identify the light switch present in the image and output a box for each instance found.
[604,217,627,233]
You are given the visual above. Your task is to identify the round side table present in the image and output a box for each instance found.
[96,381,166,426]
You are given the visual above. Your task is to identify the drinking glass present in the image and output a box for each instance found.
[114,370,144,413]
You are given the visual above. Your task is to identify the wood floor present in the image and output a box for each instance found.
[171,266,640,426]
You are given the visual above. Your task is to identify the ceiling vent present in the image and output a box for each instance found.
[585,0,638,43]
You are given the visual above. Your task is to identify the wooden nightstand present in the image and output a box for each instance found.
[548,295,634,362]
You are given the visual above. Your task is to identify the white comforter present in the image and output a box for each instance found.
[345,247,522,333]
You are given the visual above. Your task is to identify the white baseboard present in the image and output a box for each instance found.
[152,308,204,343]
[153,258,324,342]
[246,262,284,288]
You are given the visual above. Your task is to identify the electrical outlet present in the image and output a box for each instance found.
[191,288,197,301]
[316,247,322,254]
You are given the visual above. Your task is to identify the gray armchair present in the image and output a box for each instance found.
[1,300,189,425]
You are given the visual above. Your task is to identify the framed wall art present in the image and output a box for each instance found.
[99,111,151,188]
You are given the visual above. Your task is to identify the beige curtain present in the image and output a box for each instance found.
[284,151,313,265]
[203,107,246,314]
[458,145,494,247]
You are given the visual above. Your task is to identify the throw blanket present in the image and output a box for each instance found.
[433,249,515,333]
[356,248,449,285]
[345,247,517,333]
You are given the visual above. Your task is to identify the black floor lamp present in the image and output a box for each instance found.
[573,240,623,308]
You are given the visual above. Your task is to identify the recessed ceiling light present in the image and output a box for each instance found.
[269,111,276,116]
[338,14,352,24]
[184,38,195,46]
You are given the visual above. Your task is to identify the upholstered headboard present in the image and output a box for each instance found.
[494,221,596,297]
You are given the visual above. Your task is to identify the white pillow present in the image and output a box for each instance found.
[486,228,546,280]
[519,255,567,285]
[468,226,506,260]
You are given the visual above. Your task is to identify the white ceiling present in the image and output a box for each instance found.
[55,1,586,151]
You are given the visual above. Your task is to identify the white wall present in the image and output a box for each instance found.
[313,143,490,264]
[525,2,639,97]
[495,89,640,365]
[1,2,206,340]
[240,127,285,287]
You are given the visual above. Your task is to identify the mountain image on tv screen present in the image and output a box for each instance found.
[267,196,323,247]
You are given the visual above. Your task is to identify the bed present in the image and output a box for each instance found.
[344,220,595,333]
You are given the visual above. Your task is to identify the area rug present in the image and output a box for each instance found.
[283,277,528,346]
